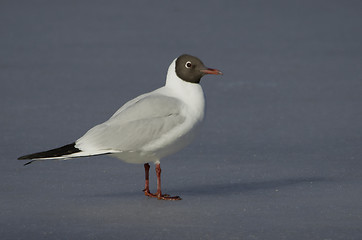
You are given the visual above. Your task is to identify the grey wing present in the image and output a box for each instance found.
[75,95,186,152]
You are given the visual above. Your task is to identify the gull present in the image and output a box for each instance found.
[18,54,222,200]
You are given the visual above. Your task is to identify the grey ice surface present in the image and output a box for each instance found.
[1,1,362,239]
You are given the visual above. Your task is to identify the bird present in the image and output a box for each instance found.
[18,54,222,200]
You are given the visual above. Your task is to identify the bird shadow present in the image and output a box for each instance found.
[175,176,331,196]
[86,176,331,199]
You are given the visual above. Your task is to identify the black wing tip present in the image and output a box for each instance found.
[17,142,81,161]
[18,155,32,160]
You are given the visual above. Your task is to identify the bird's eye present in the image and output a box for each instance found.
[185,61,192,68]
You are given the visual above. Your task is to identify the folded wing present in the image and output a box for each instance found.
[76,94,186,153]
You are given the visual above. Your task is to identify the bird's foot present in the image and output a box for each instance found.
[143,189,181,200]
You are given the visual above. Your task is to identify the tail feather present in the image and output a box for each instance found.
[18,142,81,160]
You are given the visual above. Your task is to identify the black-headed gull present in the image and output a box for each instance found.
[18,54,222,200]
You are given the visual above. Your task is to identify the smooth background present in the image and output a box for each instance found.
[1,1,362,239]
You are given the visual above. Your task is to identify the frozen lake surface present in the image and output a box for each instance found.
[1,1,362,239]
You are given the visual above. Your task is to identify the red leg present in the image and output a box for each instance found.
[143,163,181,200]
[155,163,162,198]
[143,163,150,194]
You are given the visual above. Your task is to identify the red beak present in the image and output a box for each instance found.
[200,68,223,75]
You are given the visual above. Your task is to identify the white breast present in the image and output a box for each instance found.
[140,59,206,160]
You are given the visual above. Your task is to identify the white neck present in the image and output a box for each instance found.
[164,58,205,117]
[165,58,181,88]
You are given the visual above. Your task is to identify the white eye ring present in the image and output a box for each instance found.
[185,61,192,68]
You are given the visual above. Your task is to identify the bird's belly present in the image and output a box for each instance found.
[112,118,202,164]
[144,115,202,157]
[111,151,158,164]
